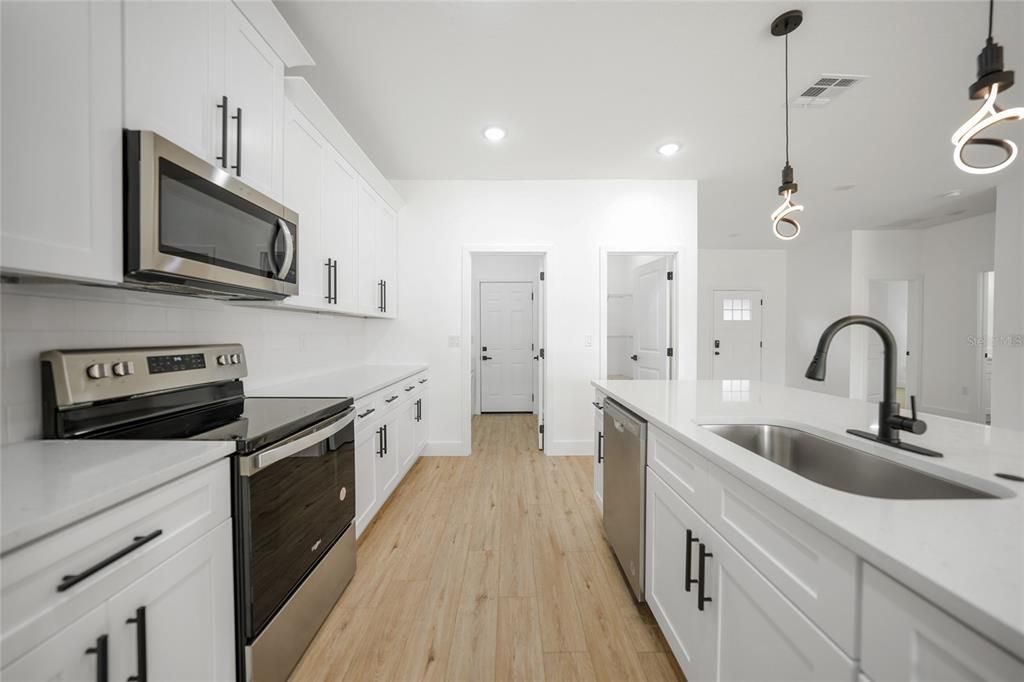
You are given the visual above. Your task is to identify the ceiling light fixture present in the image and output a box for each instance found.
[658,142,681,157]
[952,0,1024,175]
[483,126,506,142]
[770,10,805,241]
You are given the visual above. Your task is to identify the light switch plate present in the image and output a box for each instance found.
[584,335,593,347]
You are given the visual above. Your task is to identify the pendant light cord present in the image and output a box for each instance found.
[785,33,790,164]
[989,0,994,40]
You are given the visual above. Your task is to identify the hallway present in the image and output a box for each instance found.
[289,413,684,681]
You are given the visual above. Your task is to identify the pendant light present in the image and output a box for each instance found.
[771,10,804,241]
[952,0,1024,175]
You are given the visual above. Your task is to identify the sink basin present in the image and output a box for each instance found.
[701,423,997,500]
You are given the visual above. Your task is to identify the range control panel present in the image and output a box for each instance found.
[41,344,247,407]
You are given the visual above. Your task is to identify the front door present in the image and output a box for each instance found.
[480,281,534,412]
[632,257,672,379]
[712,290,762,380]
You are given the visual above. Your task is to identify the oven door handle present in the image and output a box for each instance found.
[238,406,355,477]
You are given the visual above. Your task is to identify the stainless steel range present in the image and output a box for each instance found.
[41,344,355,682]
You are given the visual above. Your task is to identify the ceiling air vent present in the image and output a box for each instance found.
[791,73,867,107]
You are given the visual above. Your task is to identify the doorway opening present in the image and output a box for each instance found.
[602,253,676,380]
[711,289,764,380]
[864,278,923,404]
[979,270,995,424]
[467,251,547,452]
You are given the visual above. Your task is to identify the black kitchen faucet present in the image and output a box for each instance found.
[805,315,942,458]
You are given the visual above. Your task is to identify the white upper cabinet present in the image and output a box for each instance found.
[1,0,123,283]
[323,149,360,311]
[357,181,381,315]
[377,202,399,318]
[124,0,282,201]
[222,1,284,201]
[283,100,327,308]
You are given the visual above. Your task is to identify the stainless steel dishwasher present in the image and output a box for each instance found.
[602,398,648,601]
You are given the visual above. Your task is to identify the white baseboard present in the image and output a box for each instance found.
[422,440,471,456]
[545,439,594,456]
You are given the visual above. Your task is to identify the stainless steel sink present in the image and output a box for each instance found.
[701,423,998,500]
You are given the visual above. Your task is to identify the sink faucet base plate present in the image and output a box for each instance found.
[847,429,944,458]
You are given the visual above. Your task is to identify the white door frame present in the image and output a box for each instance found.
[976,270,996,423]
[598,247,685,381]
[462,245,550,453]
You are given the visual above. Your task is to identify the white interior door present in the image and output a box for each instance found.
[712,290,762,380]
[632,258,671,379]
[480,281,534,413]
[537,271,545,449]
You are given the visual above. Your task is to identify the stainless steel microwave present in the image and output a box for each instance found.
[124,130,298,300]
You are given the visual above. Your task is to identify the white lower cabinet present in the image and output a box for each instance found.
[1,604,109,682]
[107,521,235,682]
[593,393,605,510]
[1,461,235,682]
[861,565,1024,681]
[646,469,855,682]
[353,372,429,537]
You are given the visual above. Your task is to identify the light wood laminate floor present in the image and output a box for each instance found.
[289,414,685,682]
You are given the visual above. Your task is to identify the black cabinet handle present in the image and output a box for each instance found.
[405,386,415,392]
[324,259,334,304]
[57,530,163,592]
[383,280,388,313]
[126,606,148,682]
[376,427,383,458]
[385,395,399,403]
[685,529,698,592]
[377,280,385,312]
[592,401,603,410]
[597,432,604,464]
[383,424,388,454]
[418,378,428,384]
[85,634,109,682]
[415,398,422,422]
[630,354,638,361]
[697,543,713,611]
[333,259,339,304]
[358,408,376,419]
[216,96,228,168]
[231,107,242,176]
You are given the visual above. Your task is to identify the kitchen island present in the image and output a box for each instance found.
[592,379,1024,678]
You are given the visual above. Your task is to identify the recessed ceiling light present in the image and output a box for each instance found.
[482,126,506,142]
[657,142,681,157]
[834,184,856,191]
[940,189,962,199]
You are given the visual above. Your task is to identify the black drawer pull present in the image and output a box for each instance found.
[85,634,109,682]
[597,432,604,464]
[697,542,713,611]
[418,378,428,384]
[57,530,163,593]
[405,386,415,392]
[385,395,399,403]
[126,606,148,682]
[215,96,228,168]
[358,408,376,419]
[592,401,603,410]
[685,529,698,592]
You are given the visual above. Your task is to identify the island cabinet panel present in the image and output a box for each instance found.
[705,465,859,656]
[648,425,709,511]
[861,564,1024,682]
[646,468,856,682]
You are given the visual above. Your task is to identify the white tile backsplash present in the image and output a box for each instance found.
[0,282,367,443]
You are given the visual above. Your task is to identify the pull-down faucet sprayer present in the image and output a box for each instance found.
[805,315,942,458]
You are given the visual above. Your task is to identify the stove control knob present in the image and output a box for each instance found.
[112,361,135,377]
[86,363,109,379]
[230,353,241,364]
[217,354,229,366]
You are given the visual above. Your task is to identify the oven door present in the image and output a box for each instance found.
[235,406,355,639]
[124,130,299,299]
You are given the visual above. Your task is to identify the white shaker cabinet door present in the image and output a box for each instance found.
[123,0,224,164]
[861,564,1024,682]
[593,396,605,510]
[322,149,360,311]
[283,100,327,308]
[376,202,399,317]
[1,0,123,283]
[355,423,381,537]
[222,1,284,201]
[106,521,236,682]
[357,182,381,315]
[1,604,109,682]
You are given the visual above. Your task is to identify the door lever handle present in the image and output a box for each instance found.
[630,354,638,361]
[482,355,492,361]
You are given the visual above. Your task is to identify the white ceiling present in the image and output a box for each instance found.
[275,1,1024,248]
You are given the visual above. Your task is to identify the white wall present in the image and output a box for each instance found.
[849,214,996,421]
[992,176,1024,430]
[0,284,366,443]
[363,180,699,456]
[698,249,787,385]
[784,231,853,396]
[470,254,542,415]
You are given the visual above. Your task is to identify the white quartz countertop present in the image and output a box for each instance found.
[251,364,428,400]
[1,440,233,555]
[593,379,1024,659]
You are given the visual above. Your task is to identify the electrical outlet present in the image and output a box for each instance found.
[448,335,461,348]
[584,335,593,347]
